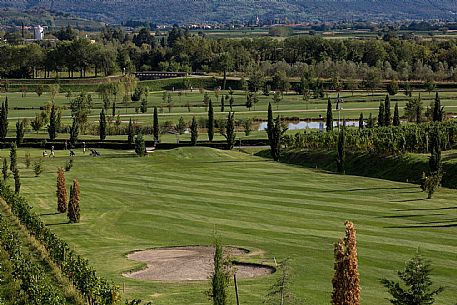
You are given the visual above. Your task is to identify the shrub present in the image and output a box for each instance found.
[33,159,44,177]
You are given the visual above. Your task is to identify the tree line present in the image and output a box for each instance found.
[2,25,457,83]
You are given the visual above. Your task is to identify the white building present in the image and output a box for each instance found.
[34,25,44,40]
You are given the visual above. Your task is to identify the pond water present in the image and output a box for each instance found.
[257,121,360,131]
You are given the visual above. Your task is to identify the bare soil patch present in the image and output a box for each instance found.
[123,246,274,281]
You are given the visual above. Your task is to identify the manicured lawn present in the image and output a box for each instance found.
[1,147,456,304]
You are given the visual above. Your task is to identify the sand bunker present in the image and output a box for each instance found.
[123,246,275,281]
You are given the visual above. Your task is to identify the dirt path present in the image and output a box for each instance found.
[123,246,274,281]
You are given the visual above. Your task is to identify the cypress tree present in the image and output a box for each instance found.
[153,106,159,143]
[48,104,56,140]
[378,102,385,127]
[134,133,146,157]
[56,168,67,213]
[225,112,236,150]
[331,221,360,305]
[67,179,80,223]
[367,113,374,128]
[422,127,442,199]
[13,169,20,194]
[326,98,333,132]
[99,109,106,141]
[209,239,229,305]
[15,120,24,146]
[127,118,134,144]
[332,239,345,305]
[433,92,444,122]
[10,143,17,173]
[220,95,225,112]
[384,95,391,126]
[270,116,284,161]
[393,102,400,126]
[267,102,273,143]
[336,126,345,174]
[0,100,8,140]
[2,158,7,181]
[190,116,198,145]
[112,101,116,117]
[358,113,364,130]
[208,100,214,142]
[69,117,79,146]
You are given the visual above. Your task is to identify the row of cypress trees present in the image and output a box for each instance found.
[56,168,80,223]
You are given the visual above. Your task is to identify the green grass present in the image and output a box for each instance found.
[1,147,456,305]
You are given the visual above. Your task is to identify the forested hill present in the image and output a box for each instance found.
[0,0,456,24]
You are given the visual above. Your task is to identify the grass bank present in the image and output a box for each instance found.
[260,149,457,189]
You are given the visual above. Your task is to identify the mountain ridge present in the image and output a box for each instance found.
[0,0,456,24]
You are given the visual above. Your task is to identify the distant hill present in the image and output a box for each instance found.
[0,0,456,24]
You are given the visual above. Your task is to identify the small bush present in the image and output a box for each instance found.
[65,158,74,172]
[24,152,31,168]
[33,159,44,177]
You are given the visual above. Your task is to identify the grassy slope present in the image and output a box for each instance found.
[1,147,456,305]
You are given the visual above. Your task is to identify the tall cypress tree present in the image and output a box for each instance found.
[99,109,106,141]
[267,102,273,143]
[48,104,56,140]
[15,120,24,146]
[69,117,79,146]
[384,95,391,126]
[208,100,214,142]
[127,118,134,144]
[190,116,198,145]
[332,221,360,305]
[270,116,285,161]
[220,95,225,112]
[67,179,80,223]
[393,102,400,126]
[225,112,235,150]
[378,102,385,127]
[326,98,333,132]
[153,106,159,143]
[13,168,20,194]
[112,101,116,117]
[56,168,67,213]
[10,143,17,173]
[209,239,229,305]
[433,92,444,122]
[367,113,374,128]
[336,126,345,174]
[0,100,8,140]
[2,158,7,181]
[358,113,364,130]
[422,127,442,199]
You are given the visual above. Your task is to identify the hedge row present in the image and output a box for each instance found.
[0,213,64,305]
[0,183,120,305]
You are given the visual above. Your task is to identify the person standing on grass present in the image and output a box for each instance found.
[82,141,86,154]
[64,140,68,150]
[50,145,55,157]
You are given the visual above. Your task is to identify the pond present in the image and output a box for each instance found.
[257,121,360,131]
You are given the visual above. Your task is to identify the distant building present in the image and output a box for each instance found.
[34,25,44,40]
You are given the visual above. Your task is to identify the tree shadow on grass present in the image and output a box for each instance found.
[386,223,457,228]
[391,198,426,203]
[396,206,457,212]
[322,186,417,193]
[40,212,60,216]
[380,213,444,219]
[46,221,70,226]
